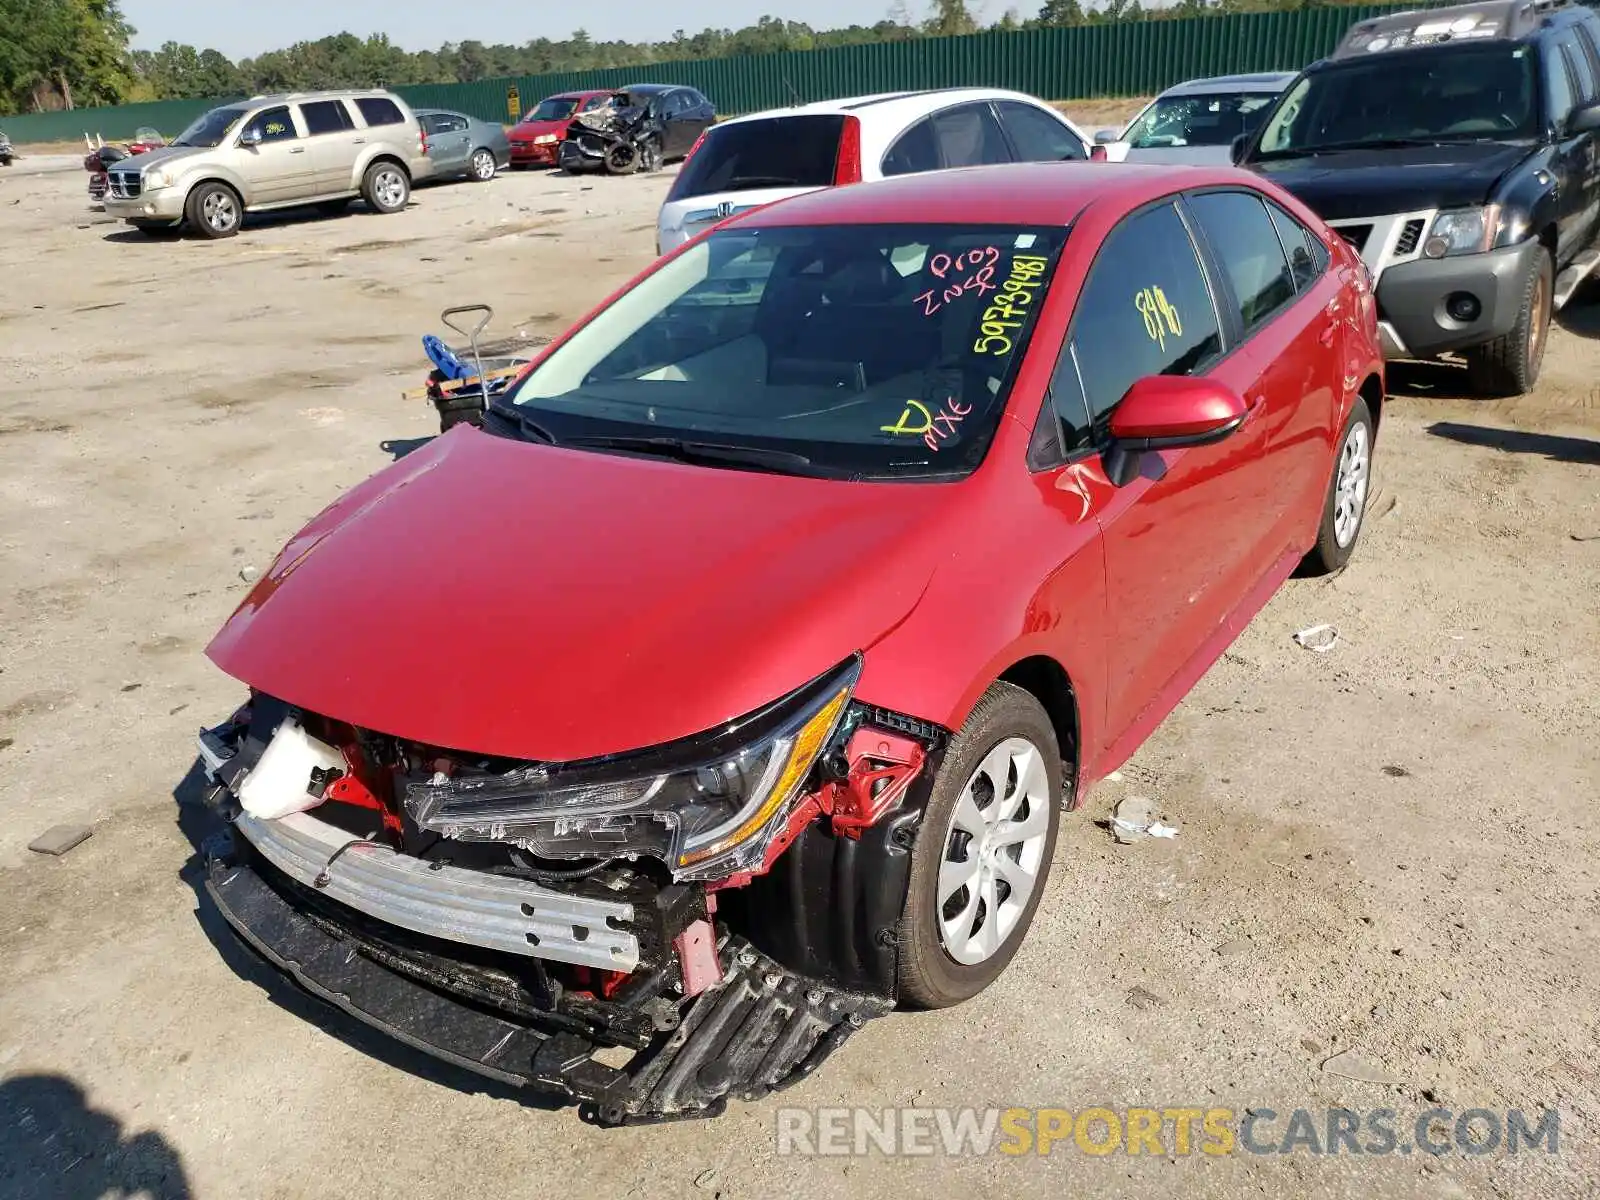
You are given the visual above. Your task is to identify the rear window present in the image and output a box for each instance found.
[667,115,846,202]
[354,97,406,128]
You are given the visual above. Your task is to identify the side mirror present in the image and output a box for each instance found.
[239,127,262,147]
[1568,100,1600,135]
[1230,134,1248,165]
[1105,376,1249,482]
[1093,129,1121,144]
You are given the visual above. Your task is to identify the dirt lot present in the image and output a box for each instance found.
[1,130,1598,1200]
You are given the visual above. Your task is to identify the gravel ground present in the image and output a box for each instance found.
[1,135,1597,1200]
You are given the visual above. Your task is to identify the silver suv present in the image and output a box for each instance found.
[102,89,436,239]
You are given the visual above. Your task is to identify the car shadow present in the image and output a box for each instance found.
[1555,294,1600,337]
[379,436,434,461]
[170,759,560,1112]
[0,1072,192,1200]
[1385,359,1474,399]
[99,201,419,243]
[1426,420,1600,466]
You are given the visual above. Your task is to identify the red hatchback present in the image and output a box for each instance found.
[197,162,1382,1125]
[508,89,611,167]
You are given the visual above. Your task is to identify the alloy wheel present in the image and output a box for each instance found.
[203,190,238,233]
[936,737,1051,966]
[374,169,406,210]
[471,150,495,181]
[1333,422,1370,549]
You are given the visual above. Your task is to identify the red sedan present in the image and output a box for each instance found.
[197,162,1382,1124]
[507,89,611,167]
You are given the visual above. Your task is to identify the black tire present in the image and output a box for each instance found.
[184,181,242,239]
[1301,396,1375,576]
[129,220,180,237]
[316,197,353,216]
[1465,246,1551,397]
[604,142,639,175]
[361,161,410,214]
[469,148,498,182]
[897,682,1062,1009]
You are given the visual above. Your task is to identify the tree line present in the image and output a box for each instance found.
[4,0,1377,114]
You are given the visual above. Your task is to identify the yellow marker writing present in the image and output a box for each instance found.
[881,399,934,437]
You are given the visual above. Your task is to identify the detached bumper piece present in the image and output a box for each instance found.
[205,853,891,1125]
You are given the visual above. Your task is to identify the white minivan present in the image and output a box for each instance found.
[655,87,1095,255]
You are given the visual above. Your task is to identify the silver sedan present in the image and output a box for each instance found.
[416,108,511,183]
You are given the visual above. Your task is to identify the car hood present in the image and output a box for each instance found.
[1124,145,1234,166]
[206,427,951,762]
[510,119,570,140]
[1248,142,1530,219]
[120,145,208,170]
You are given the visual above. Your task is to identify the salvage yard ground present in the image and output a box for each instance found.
[1,112,1598,1199]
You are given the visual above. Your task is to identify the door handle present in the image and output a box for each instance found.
[352,138,366,145]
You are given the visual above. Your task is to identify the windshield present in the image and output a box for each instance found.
[503,223,1068,480]
[1124,92,1280,149]
[171,104,248,148]
[524,97,578,123]
[1255,45,1538,157]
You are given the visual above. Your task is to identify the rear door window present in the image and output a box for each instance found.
[994,100,1086,161]
[354,97,405,128]
[1558,33,1597,105]
[667,115,845,201]
[1265,200,1328,293]
[1187,190,1296,335]
[931,102,1013,168]
[300,100,353,136]
[883,117,941,176]
[1546,45,1576,126]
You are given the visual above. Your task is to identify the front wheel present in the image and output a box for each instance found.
[896,682,1062,1009]
[185,182,242,239]
[1465,247,1551,397]
[361,161,410,214]
[469,148,497,182]
[1301,396,1374,576]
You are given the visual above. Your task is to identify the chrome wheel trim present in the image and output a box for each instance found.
[1333,421,1370,549]
[937,737,1051,966]
[374,169,406,209]
[471,150,495,180]
[203,190,238,232]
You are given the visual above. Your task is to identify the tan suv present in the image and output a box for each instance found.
[102,89,436,239]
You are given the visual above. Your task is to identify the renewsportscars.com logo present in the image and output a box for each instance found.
[775,1106,1560,1158]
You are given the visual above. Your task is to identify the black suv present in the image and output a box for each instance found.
[1234,0,1600,395]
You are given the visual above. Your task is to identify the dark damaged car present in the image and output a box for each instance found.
[556,83,715,175]
[195,161,1383,1125]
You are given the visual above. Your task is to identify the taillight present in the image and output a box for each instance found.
[681,129,708,169]
[1089,144,1107,162]
[833,115,863,185]
[419,128,429,155]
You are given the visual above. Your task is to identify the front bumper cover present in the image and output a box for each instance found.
[1376,238,1540,359]
[205,839,891,1124]
[104,188,185,223]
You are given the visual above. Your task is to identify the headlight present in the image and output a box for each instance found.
[403,656,861,880]
[144,168,177,190]
[1423,205,1501,258]
[533,134,558,145]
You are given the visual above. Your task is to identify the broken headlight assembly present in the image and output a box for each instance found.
[404,655,861,881]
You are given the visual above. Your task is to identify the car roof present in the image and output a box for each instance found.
[619,83,681,95]
[730,160,1260,231]
[714,87,1065,130]
[1159,71,1299,97]
[245,89,404,104]
[1330,0,1579,58]
[545,89,611,100]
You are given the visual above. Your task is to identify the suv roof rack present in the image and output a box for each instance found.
[1331,0,1573,58]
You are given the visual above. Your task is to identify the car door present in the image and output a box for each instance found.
[1550,32,1600,261]
[929,101,1015,169]
[680,89,715,146]
[235,105,313,204]
[1032,199,1275,756]
[662,91,700,157]
[992,99,1089,162]
[426,113,470,172]
[297,98,360,193]
[1185,188,1343,566]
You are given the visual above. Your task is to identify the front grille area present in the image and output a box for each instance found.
[1395,218,1426,256]
[107,171,141,199]
[1336,224,1372,253]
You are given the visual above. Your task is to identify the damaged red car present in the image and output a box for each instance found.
[197,162,1383,1125]
[508,90,611,168]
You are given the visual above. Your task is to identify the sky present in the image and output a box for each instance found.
[121,0,926,60]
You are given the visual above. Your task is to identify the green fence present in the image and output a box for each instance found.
[3,4,1440,145]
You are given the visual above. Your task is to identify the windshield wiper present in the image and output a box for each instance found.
[482,402,558,445]
[562,434,812,472]
[1261,136,1452,158]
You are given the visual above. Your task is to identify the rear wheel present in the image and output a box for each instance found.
[897,682,1061,1009]
[1302,396,1374,576]
[469,148,497,182]
[185,182,242,239]
[1465,246,1551,397]
[361,162,410,214]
